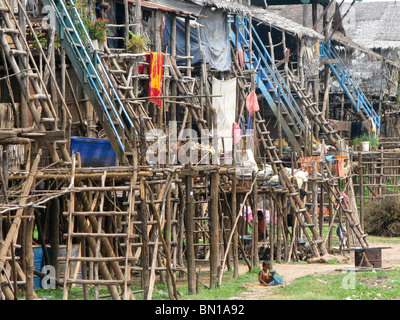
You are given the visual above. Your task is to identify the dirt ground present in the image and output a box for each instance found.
[229,242,400,300]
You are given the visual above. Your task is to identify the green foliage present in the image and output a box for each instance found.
[370,134,380,149]
[85,17,109,43]
[365,197,400,237]
[126,31,151,53]
[67,0,108,43]
[276,269,400,300]
[353,134,380,150]
[353,135,370,145]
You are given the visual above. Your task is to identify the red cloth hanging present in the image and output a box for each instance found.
[148,52,164,109]
[232,122,241,145]
[237,49,245,69]
[245,90,260,117]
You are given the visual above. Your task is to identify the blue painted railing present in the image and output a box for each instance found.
[320,40,380,134]
[231,17,310,152]
[42,0,136,155]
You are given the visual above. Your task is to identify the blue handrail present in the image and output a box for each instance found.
[46,0,137,152]
[320,40,380,134]
[65,1,134,128]
[63,0,134,128]
[234,17,310,133]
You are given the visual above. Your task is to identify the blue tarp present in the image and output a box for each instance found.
[163,7,231,72]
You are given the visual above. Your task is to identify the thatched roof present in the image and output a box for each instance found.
[188,0,324,39]
[267,0,400,51]
[339,0,400,50]
[249,7,324,40]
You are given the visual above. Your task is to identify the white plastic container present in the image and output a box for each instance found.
[361,141,370,151]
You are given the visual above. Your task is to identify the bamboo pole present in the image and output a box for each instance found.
[0,150,42,275]
[184,165,196,294]
[217,175,257,287]
[209,170,220,289]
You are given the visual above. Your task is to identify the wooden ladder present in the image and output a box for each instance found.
[231,46,328,258]
[0,1,70,162]
[62,156,136,300]
[286,70,369,247]
[286,69,343,147]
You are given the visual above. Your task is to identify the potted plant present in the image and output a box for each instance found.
[69,0,108,50]
[85,17,109,50]
[353,135,370,151]
[126,31,151,54]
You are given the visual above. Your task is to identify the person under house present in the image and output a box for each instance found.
[258,261,286,287]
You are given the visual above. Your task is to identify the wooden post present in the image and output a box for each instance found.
[185,17,191,78]
[282,194,289,261]
[276,194,282,263]
[184,165,196,294]
[209,170,220,289]
[268,195,274,267]
[359,153,364,230]
[170,13,177,123]
[312,161,318,226]
[24,210,35,300]
[164,184,174,299]
[18,0,28,129]
[0,150,42,275]
[328,177,335,253]
[177,182,185,278]
[251,174,259,269]
[140,178,149,299]
[231,172,239,278]
[319,180,324,238]
[312,1,318,30]
[125,0,130,43]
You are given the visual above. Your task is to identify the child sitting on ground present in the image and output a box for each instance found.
[258,261,286,287]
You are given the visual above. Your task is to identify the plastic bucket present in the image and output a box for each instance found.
[361,141,370,151]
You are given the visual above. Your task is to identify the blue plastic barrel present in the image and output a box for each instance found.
[33,245,43,289]
[70,137,117,167]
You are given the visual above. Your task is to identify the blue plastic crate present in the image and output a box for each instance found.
[70,137,117,167]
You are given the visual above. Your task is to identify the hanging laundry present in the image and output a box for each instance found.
[238,114,246,134]
[350,121,366,139]
[237,49,245,69]
[212,77,237,155]
[245,90,260,117]
[247,113,252,131]
[148,52,164,109]
[328,119,351,132]
[368,117,377,133]
[336,157,345,178]
[335,192,350,210]
[232,122,241,145]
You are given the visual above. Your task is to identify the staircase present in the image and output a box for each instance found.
[230,41,328,258]
[230,17,311,154]
[41,0,137,164]
[320,40,381,134]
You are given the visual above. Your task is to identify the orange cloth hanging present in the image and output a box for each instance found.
[336,158,345,178]
[148,52,164,109]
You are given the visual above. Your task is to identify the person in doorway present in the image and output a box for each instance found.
[258,261,286,287]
